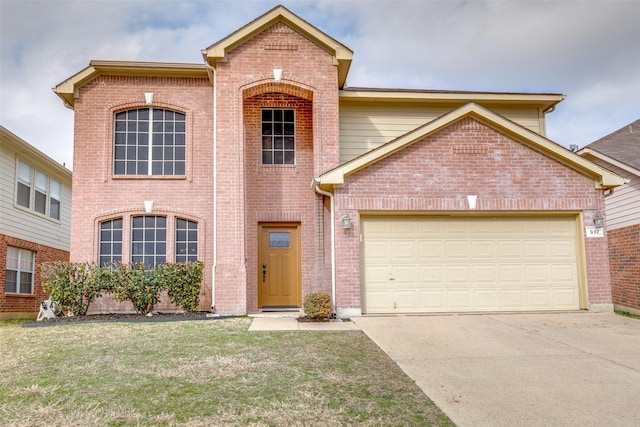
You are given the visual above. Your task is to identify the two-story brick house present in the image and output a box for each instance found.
[53,6,623,317]
[1,126,72,319]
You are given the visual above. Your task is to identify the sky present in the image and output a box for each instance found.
[1,0,639,170]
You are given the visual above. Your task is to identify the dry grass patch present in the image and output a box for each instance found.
[0,317,453,426]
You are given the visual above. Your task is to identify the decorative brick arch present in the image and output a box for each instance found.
[242,81,313,101]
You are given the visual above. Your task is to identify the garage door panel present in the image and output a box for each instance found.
[497,240,522,258]
[553,289,580,309]
[363,240,389,259]
[551,264,578,282]
[525,240,548,258]
[445,240,469,258]
[419,240,443,259]
[501,290,526,309]
[447,290,473,309]
[390,240,415,261]
[365,265,389,283]
[420,290,446,309]
[524,264,549,282]
[473,265,497,283]
[420,265,444,283]
[550,240,575,258]
[362,216,581,313]
[475,289,500,309]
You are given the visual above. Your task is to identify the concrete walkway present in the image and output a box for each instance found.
[352,312,640,427]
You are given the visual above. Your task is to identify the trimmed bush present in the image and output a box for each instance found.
[303,292,332,320]
[110,263,164,315]
[157,261,204,312]
[40,262,104,316]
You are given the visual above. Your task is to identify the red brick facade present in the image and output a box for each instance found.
[71,75,214,312]
[212,22,339,314]
[61,8,617,316]
[608,224,640,312]
[333,118,613,312]
[0,234,69,319]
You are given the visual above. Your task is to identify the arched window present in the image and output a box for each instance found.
[114,108,186,176]
[176,218,198,262]
[99,218,123,266]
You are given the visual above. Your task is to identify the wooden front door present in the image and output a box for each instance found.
[258,224,301,308]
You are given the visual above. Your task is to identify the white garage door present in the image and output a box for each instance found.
[362,216,581,313]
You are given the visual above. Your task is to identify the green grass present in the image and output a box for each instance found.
[615,310,640,320]
[0,317,453,426]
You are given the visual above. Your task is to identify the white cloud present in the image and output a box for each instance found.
[1,0,639,168]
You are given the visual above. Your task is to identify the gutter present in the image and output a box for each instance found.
[312,179,336,318]
[204,60,217,313]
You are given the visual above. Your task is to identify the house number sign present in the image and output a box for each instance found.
[585,227,604,238]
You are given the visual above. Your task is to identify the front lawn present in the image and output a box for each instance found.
[0,317,453,426]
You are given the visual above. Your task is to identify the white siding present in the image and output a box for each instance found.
[594,162,640,230]
[339,102,543,163]
[0,142,72,251]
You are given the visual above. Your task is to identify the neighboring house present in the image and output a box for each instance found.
[578,120,640,314]
[0,126,72,319]
[52,5,623,317]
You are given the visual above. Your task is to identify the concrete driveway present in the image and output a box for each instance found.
[352,312,640,427]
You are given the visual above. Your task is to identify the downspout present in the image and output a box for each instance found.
[312,179,336,318]
[204,60,217,313]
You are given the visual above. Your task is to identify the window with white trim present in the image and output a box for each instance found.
[176,218,198,262]
[114,108,186,176]
[261,109,295,164]
[131,216,167,268]
[16,160,62,220]
[5,246,35,294]
[99,218,123,266]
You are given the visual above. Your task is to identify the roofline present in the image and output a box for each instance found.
[577,147,640,177]
[202,5,353,88]
[317,102,623,191]
[340,88,565,110]
[53,60,208,109]
[1,126,72,182]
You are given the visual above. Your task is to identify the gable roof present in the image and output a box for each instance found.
[317,102,624,191]
[1,126,72,183]
[340,88,564,112]
[53,61,207,109]
[201,5,353,88]
[578,119,640,175]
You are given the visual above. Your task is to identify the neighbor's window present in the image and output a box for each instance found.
[16,159,62,220]
[99,218,123,266]
[261,109,295,165]
[5,246,35,294]
[114,108,186,176]
[131,216,167,268]
[175,218,198,262]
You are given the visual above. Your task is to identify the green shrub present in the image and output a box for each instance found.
[157,261,204,312]
[40,262,104,316]
[303,292,332,320]
[110,263,164,315]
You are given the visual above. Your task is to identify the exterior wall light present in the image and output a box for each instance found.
[144,92,154,105]
[144,200,154,213]
[273,69,283,82]
[341,214,352,231]
[594,211,604,228]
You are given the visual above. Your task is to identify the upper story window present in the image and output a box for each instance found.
[262,109,295,165]
[5,246,35,294]
[16,160,62,220]
[114,108,186,176]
